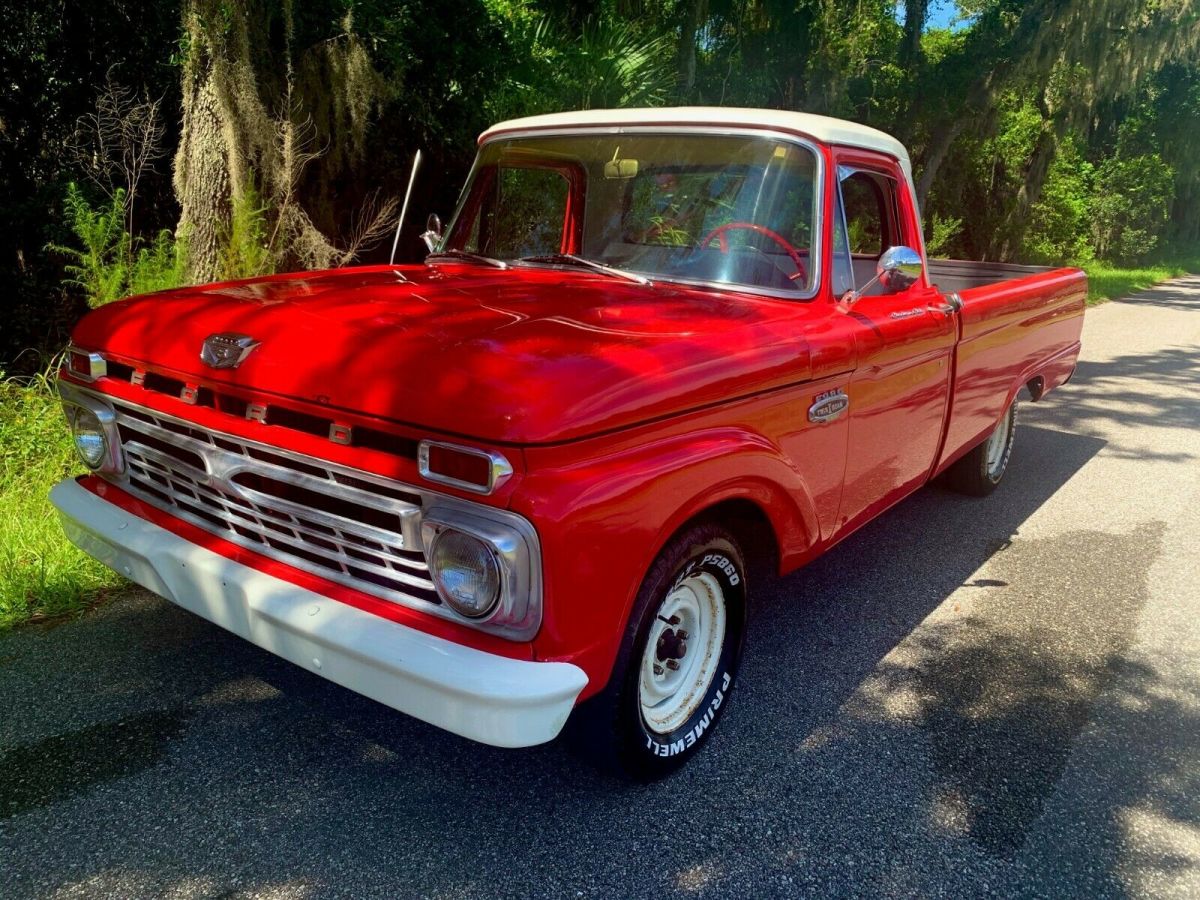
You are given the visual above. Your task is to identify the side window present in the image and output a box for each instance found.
[841,172,891,258]
[469,167,568,258]
[836,167,908,295]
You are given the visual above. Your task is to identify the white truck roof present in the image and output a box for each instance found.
[480,107,912,177]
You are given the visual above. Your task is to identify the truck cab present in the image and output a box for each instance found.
[52,108,1085,777]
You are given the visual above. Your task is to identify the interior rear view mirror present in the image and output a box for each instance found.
[603,150,638,179]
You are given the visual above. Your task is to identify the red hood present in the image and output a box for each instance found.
[73,264,821,444]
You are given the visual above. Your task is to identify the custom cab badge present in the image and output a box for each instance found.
[808,389,849,424]
[200,333,260,369]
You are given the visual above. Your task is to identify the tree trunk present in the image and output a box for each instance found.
[901,0,929,69]
[173,24,230,285]
[173,0,376,282]
[915,117,965,208]
[676,0,705,99]
[996,122,1058,260]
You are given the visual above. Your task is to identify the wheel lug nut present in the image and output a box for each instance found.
[666,659,680,671]
[653,664,663,676]
[676,630,689,641]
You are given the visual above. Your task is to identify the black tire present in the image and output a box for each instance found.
[569,522,747,780]
[944,399,1018,496]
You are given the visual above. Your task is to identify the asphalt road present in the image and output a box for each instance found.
[3,276,1199,899]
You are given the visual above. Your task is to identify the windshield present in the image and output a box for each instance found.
[442,132,820,296]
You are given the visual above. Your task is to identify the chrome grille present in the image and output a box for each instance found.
[108,398,441,610]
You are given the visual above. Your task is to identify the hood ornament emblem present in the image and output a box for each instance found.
[200,332,260,369]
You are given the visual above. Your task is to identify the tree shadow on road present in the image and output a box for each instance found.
[1026,341,1200,465]
[1108,274,1200,313]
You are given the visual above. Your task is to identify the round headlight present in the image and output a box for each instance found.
[430,529,500,618]
[70,406,107,469]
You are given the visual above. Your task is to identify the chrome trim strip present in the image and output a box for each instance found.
[454,125,827,302]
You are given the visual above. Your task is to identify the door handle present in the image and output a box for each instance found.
[928,303,956,315]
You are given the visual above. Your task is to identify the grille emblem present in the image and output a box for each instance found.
[200,333,260,369]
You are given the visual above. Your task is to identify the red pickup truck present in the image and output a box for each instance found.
[51,108,1085,777]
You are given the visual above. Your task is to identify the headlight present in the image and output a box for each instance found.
[58,383,122,474]
[429,529,501,618]
[420,508,540,639]
[69,405,108,469]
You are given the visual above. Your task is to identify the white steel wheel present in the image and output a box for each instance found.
[984,402,1016,480]
[945,398,1018,497]
[568,522,746,779]
[638,571,728,735]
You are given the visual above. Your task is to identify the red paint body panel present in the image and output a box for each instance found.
[65,122,1086,710]
[516,377,850,696]
[72,266,825,445]
[935,267,1087,473]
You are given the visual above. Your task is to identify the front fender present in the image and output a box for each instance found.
[514,425,819,699]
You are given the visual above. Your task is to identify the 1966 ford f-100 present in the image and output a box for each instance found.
[51,107,1085,777]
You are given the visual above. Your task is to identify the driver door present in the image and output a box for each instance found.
[833,162,955,536]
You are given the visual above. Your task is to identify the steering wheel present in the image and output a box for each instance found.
[699,222,807,283]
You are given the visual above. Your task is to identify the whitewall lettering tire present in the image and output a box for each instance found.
[570,522,747,779]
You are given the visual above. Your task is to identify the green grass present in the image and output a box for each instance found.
[1081,257,1199,305]
[0,368,122,629]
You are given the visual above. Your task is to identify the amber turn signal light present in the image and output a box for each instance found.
[418,441,513,494]
[67,347,106,382]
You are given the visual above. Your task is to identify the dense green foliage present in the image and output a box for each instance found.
[48,185,187,306]
[1,0,1196,367]
[0,367,122,628]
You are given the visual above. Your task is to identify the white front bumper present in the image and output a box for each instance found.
[50,479,587,748]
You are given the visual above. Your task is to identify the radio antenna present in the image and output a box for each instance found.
[390,149,423,265]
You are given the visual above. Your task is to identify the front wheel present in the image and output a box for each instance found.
[945,399,1018,496]
[570,523,747,779]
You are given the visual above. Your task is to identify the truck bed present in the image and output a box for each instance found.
[927,258,1056,295]
[850,256,1054,297]
[935,264,1087,473]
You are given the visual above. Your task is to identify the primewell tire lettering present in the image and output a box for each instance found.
[644,671,733,756]
[700,553,741,586]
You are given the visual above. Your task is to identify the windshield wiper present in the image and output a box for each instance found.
[425,248,508,269]
[520,254,650,285]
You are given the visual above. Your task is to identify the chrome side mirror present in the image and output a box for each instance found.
[421,213,443,253]
[877,245,923,293]
[841,245,924,306]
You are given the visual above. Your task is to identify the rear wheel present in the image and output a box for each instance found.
[945,399,1018,496]
[570,522,747,779]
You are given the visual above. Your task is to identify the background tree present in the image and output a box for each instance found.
[2,0,1199,373]
[174,0,397,282]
